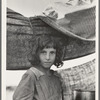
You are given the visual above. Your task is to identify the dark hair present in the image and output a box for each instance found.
[28,35,65,67]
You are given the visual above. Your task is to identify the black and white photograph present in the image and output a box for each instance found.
[3,0,97,100]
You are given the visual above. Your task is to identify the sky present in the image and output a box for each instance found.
[7,0,61,17]
[7,0,96,17]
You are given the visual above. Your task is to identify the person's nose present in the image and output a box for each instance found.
[46,53,50,60]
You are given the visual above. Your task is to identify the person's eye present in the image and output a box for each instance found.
[41,51,46,54]
[50,51,56,54]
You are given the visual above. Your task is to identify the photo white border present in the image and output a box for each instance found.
[2,0,99,100]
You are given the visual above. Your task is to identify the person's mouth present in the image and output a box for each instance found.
[44,62,51,64]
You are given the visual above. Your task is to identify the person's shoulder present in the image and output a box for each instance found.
[22,67,37,80]
[52,70,62,84]
[26,67,43,80]
[52,70,61,78]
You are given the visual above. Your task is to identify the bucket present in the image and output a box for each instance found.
[72,89,95,100]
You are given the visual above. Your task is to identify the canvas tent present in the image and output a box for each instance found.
[7,5,95,70]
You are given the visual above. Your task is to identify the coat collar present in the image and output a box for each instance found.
[30,67,56,80]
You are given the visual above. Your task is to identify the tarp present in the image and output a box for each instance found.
[7,6,95,70]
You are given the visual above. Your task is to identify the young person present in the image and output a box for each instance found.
[13,35,65,100]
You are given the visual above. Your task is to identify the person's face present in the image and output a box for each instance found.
[39,47,56,69]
